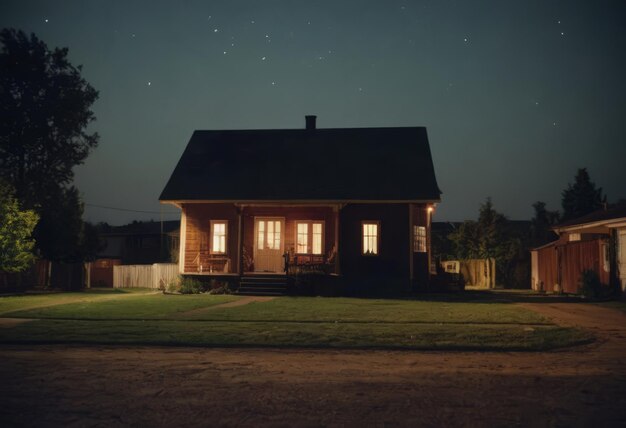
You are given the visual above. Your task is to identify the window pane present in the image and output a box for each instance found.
[258,221,265,250]
[362,222,379,254]
[414,225,426,252]
[296,223,308,253]
[312,222,322,255]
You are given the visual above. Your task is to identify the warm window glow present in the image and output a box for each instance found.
[296,223,309,253]
[258,220,281,250]
[295,221,324,254]
[414,225,426,253]
[312,223,322,255]
[211,221,227,253]
[362,222,379,255]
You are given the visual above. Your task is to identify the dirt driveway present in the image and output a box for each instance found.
[1,303,625,427]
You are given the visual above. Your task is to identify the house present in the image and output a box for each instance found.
[159,116,441,293]
[531,203,626,295]
[98,220,180,265]
[86,220,180,287]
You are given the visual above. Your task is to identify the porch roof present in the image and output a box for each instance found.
[159,126,441,202]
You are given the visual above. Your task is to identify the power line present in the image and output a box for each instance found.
[85,203,180,215]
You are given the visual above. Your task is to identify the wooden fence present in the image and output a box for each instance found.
[113,263,179,289]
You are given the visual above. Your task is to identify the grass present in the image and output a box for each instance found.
[0,289,594,351]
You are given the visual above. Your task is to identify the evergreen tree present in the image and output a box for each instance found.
[561,168,605,221]
[530,201,559,246]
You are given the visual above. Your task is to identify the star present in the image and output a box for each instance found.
[553,122,557,126]
[561,32,565,36]
[261,56,266,61]
[223,51,227,55]
[214,28,219,33]
[251,20,255,24]
[147,81,151,86]
[464,37,469,43]
[44,18,49,23]
[271,81,276,86]
[131,33,136,38]
[358,87,363,92]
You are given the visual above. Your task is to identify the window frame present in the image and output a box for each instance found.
[210,220,228,255]
[361,220,380,256]
[413,225,427,253]
[294,220,325,255]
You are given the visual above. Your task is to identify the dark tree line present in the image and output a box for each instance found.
[0,28,102,274]
[437,168,608,288]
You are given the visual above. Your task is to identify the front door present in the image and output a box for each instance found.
[254,218,285,272]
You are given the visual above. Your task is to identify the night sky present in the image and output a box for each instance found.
[2,0,625,225]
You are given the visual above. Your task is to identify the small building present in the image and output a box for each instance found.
[159,116,441,293]
[531,203,626,295]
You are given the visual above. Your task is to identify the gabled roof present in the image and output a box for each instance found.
[554,202,626,232]
[159,126,441,202]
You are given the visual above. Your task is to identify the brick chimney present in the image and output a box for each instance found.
[305,115,317,130]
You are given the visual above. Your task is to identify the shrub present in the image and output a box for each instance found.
[166,276,182,293]
[579,269,601,299]
[179,277,205,294]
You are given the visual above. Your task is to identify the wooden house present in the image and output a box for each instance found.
[159,116,441,293]
[531,203,626,295]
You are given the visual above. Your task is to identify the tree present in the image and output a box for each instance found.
[0,28,99,262]
[0,180,38,273]
[561,168,605,221]
[529,201,559,247]
[449,198,528,287]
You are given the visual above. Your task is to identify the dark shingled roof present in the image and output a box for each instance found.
[555,201,626,229]
[159,126,441,201]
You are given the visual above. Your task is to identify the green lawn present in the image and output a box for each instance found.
[0,290,592,351]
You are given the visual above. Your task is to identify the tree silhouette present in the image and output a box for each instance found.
[561,168,605,221]
[0,28,99,262]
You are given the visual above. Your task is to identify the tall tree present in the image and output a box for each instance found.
[0,28,99,262]
[0,28,99,203]
[0,180,38,273]
[530,201,559,247]
[561,168,605,221]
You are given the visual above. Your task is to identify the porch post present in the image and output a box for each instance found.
[409,204,414,282]
[334,204,341,275]
[237,205,244,275]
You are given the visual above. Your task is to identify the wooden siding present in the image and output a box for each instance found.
[339,203,411,284]
[535,245,558,292]
[534,237,610,294]
[411,204,430,286]
[182,203,240,273]
[559,239,609,294]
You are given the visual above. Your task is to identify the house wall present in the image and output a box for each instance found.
[339,203,411,289]
[534,237,610,294]
[534,245,558,292]
[182,203,240,273]
[411,204,430,286]
[559,239,609,293]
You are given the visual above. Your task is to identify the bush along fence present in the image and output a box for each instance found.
[113,263,178,289]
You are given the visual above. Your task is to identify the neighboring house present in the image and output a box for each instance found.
[531,203,626,295]
[159,116,441,292]
[98,220,180,265]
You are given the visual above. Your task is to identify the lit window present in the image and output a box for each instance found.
[295,221,324,254]
[297,223,309,253]
[413,225,426,252]
[211,221,227,254]
[362,222,379,255]
[258,220,281,250]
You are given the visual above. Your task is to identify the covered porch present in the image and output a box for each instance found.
[180,203,340,277]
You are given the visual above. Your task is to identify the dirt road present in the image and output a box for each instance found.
[1,303,625,427]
